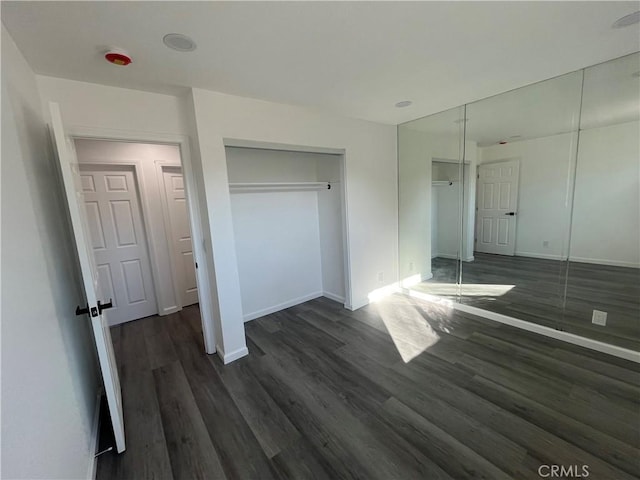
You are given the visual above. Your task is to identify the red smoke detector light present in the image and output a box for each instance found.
[105,51,132,66]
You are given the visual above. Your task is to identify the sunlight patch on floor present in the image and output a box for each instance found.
[374,296,440,363]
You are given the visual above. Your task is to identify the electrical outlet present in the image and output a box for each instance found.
[543,240,549,248]
[377,271,384,283]
[592,310,607,326]
[409,262,414,272]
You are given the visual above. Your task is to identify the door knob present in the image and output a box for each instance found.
[504,212,516,216]
[98,299,113,314]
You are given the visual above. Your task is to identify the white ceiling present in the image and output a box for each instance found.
[2,1,639,125]
[404,52,640,146]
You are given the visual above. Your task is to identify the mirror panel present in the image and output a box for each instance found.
[461,70,583,325]
[563,53,640,349]
[398,106,465,298]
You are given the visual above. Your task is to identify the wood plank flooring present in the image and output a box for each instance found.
[419,253,640,350]
[97,296,640,480]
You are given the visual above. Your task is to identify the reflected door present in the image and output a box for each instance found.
[476,159,519,255]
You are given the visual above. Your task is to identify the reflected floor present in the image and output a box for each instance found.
[414,253,640,351]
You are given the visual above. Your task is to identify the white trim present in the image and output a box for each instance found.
[407,289,640,363]
[224,138,345,156]
[215,344,249,364]
[422,272,434,281]
[86,389,103,480]
[323,291,346,303]
[243,291,323,321]
[66,125,217,354]
[348,297,370,311]
[568,256,640,269]
[515,251,566,261]
[160,306,180,316]
[463,256,475,262]
[434,253,458,260]
[229,182,331,193]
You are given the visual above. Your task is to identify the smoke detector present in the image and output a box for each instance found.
[104,49,132,66]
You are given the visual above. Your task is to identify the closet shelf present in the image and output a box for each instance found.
[432,180,454,186]
[229,182,332,193]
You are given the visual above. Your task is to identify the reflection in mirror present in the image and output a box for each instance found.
[564,53,640,350]
[459,70,584,327]
[399,54,639,353]
[398,106,469,297]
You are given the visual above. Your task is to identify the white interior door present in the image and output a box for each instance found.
[49,103,125,453]
[79,164,158,325]
[476,159,520,255]
[162,166,198,307]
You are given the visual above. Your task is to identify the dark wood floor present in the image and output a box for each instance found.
[418,253,640,351]
[97,296,640,480]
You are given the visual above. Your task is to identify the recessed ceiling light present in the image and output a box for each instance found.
[395,100,412,108]
[163,33,197,52]
[612,11,640,28]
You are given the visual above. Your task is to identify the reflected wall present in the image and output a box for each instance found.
[398,53,640,351]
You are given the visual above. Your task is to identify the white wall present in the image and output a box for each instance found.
[34,69,397,363]
[190,88,397,320]
[316,155,346,301]
[34,75,228,358]
[73,139,183,318]
[570,121,640,267]
[479,132,578,260]
[434,183,461,259]
[226,147,345,320]
[398,128,476,283]
[1,25,100,479]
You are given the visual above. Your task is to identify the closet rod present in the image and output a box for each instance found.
[229,182,333,192]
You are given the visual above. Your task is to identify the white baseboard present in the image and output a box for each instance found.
[568,256,640,269]
[243,291,323,321]
[215,343,249,364]
[422,273,434,281]
[406,288,640,364]
[514,251,566,261]
[323,291,345,303]
[86,388,103,480]
[348,297,369,311]
[159,305,180,316]
[463,256,475,262]
[434,253,458,259]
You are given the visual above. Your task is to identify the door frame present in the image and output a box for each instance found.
[474,157,521,256]
[67,126,216,354]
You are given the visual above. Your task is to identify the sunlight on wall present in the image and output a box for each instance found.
[400,273,423,288]
[367,282,402,303]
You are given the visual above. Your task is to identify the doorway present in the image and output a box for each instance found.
[74,139,203,328]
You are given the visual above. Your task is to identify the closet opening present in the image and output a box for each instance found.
[224,144,349,321]
[72,138,207,340]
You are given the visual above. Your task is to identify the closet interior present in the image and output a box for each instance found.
[225,146,347,321]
